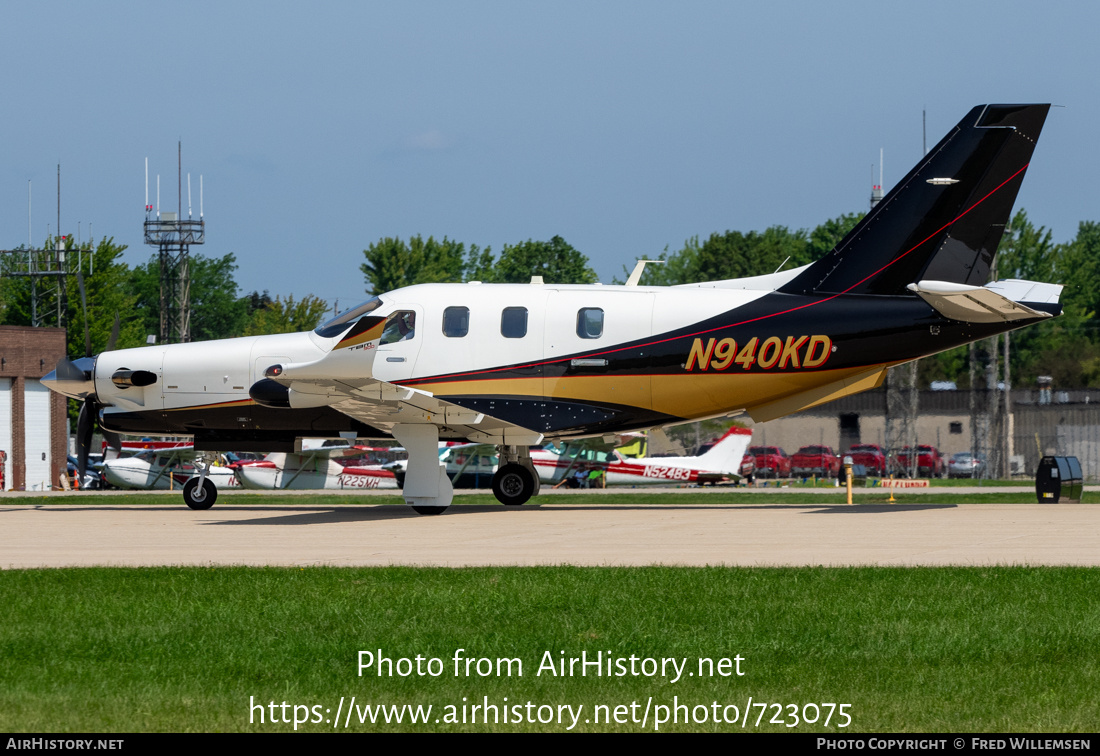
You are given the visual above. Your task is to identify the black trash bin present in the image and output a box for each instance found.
[1035,456,1083,503]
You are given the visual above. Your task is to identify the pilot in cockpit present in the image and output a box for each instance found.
[381,311,416,344]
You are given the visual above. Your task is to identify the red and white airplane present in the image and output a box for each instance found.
[234,446,399,490]
[532,426,753,486]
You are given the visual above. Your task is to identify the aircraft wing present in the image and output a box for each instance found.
[695,471,734,485]
[298,444,373,460]
[261,366,545,447]
[907,279,1062,323]
[132,446,196,462]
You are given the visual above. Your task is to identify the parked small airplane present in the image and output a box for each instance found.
[45,104,1061,514]
[532,426,753,486]
[234,446,398,490]
[390,427,752,491]
[101,445,239,492]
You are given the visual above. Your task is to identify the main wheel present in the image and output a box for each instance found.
[183,477,217,510]
[492,463,535,506]
[412,505,448,515]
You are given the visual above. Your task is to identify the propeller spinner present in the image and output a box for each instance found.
[42,287,123,480]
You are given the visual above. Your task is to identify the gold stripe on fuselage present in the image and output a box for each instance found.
[338,321,386,349]
[163,398,254,412]
[412,364,894,421]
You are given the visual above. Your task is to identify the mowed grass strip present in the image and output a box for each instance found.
[1,567,1098,732]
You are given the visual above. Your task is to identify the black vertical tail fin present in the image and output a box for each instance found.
[779,104,1050,296]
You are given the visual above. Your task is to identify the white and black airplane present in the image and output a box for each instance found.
[45,104,1061,513]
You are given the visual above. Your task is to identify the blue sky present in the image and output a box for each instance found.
[2,1,1097,310]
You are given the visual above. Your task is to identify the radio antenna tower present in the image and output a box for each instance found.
[0,166,74,328]
[870,148,884,209]
[145,143,204,343]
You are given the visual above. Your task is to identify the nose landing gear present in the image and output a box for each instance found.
[182,452,219,510]
[183,476,217,510]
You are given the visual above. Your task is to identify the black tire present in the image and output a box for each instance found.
[183,477,217,510]
[412,505,448,515]
[492,463,535,506]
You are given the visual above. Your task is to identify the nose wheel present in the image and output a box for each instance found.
[183,477,217,510]
[182,452,219,510]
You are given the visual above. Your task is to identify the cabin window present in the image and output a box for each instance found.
[443,306,470,338]
[577,308,604,339]
[501,307,528,338]
[380,311,416,344]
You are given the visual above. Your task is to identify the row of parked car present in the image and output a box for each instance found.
[746,444,987,479]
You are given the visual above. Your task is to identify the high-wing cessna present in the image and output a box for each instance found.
[45,104,1061,514]
[234,446,399,490]
[532,426,753,487]
[387,427,752,490]
[101,444,239,491]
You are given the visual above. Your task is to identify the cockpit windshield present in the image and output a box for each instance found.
[313,297,385,338]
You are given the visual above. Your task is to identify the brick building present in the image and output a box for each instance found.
[0,326,69,490]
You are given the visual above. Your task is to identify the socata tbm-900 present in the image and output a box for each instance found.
[46,104,1061,513]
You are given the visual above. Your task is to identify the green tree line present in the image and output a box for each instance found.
[0,238,330,356]
[360,235,598,295]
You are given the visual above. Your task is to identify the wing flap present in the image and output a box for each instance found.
[265,334,542,444]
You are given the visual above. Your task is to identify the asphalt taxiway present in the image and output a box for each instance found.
[2,490,1097,568]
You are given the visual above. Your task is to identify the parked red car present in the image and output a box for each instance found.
[845,444,888,477]
[894,445,946,478]
[747,446,792,478]
[740,454,756,481]
[791,445,841,478]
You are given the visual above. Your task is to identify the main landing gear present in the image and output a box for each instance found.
[392,424,455,515]
[492,446,540,507]
[392,426,542,515]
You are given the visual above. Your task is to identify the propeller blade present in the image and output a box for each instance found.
[76,271,91,358]
[105,313,120,353]
[77,399,94,478]
[54,355,86,384]
[102,430,122,452]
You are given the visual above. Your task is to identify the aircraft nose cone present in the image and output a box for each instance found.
[42,356,96,400]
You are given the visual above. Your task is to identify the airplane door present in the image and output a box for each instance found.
[374,306,425,382]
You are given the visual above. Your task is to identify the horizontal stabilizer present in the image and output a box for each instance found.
[907,279,1062,323]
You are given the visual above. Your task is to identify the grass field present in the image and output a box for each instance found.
[2,566,1098,732]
